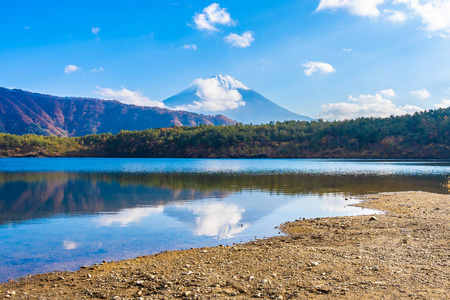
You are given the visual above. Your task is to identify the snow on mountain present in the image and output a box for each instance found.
[164,75,313,124]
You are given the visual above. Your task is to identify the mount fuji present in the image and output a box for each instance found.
[164,75,312,124]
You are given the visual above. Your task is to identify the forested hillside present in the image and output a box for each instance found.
[0,108,449,158]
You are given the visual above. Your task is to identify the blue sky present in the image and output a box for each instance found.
[1,0,450,120]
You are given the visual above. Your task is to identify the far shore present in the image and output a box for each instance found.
[1,191,448,299]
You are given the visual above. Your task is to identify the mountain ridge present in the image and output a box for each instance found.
[0,87,236,137]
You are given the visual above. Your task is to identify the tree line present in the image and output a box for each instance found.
[1,107,449,158]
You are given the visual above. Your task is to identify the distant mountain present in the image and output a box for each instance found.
[164,75,313,124]
[0,87,235,137]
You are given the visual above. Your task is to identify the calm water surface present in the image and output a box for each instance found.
[0,158,449,282]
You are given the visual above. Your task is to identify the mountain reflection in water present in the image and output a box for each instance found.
[0,172,446,224]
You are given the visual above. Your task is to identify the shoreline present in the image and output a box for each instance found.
[1,191,448,299]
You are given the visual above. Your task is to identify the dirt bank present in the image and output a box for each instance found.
[1,192,449,299]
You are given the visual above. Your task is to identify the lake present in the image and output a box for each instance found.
[0,158,449,282]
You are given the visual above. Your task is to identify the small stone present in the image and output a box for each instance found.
[183,291,193,296]
[262,279,269,284]
[80,265,88,269]
[310,261,320,266]
[6,291,16,295]
[87,274,92,279]
[135,280,145,285]
[369,216,378,221]
[112,297,121,300]
[372,266,380,271]
[249,276,255,281]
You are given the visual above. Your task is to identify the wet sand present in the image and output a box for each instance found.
[1,191,449,299]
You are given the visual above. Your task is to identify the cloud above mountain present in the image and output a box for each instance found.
[95,86,166,108]
[321,90,423,120]
[174,76,245,112]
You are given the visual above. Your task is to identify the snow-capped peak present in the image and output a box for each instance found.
[212,74,250,90]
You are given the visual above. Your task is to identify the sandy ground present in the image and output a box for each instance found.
[0,191,449,299]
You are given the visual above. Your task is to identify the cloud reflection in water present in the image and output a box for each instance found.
[97,206,164,227]
[178,202,249,239]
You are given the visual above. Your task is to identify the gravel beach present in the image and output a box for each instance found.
[1,191,448,299]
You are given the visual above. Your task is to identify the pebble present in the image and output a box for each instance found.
[369,216,379,221]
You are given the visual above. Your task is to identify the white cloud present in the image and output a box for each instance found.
[90,67,104,72]
[317,0,450,35]
[410,88,431,99]
[63,240,78,250]
[321,92,423,120]
[91,27,100,35]
[394,0,450,33]
[316,0,385,17]
[182,44,198,50]
[64,65,80,74]
[224,31,254,48]
[343,48,352,52]
[193,3,235,31]
[175,77,245,112]
[97,206,164,227]
[378,89,396,97]
[303,61,336,76]
[95,86,166,108]
[384,9,408,23]
[433,98,450,108]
